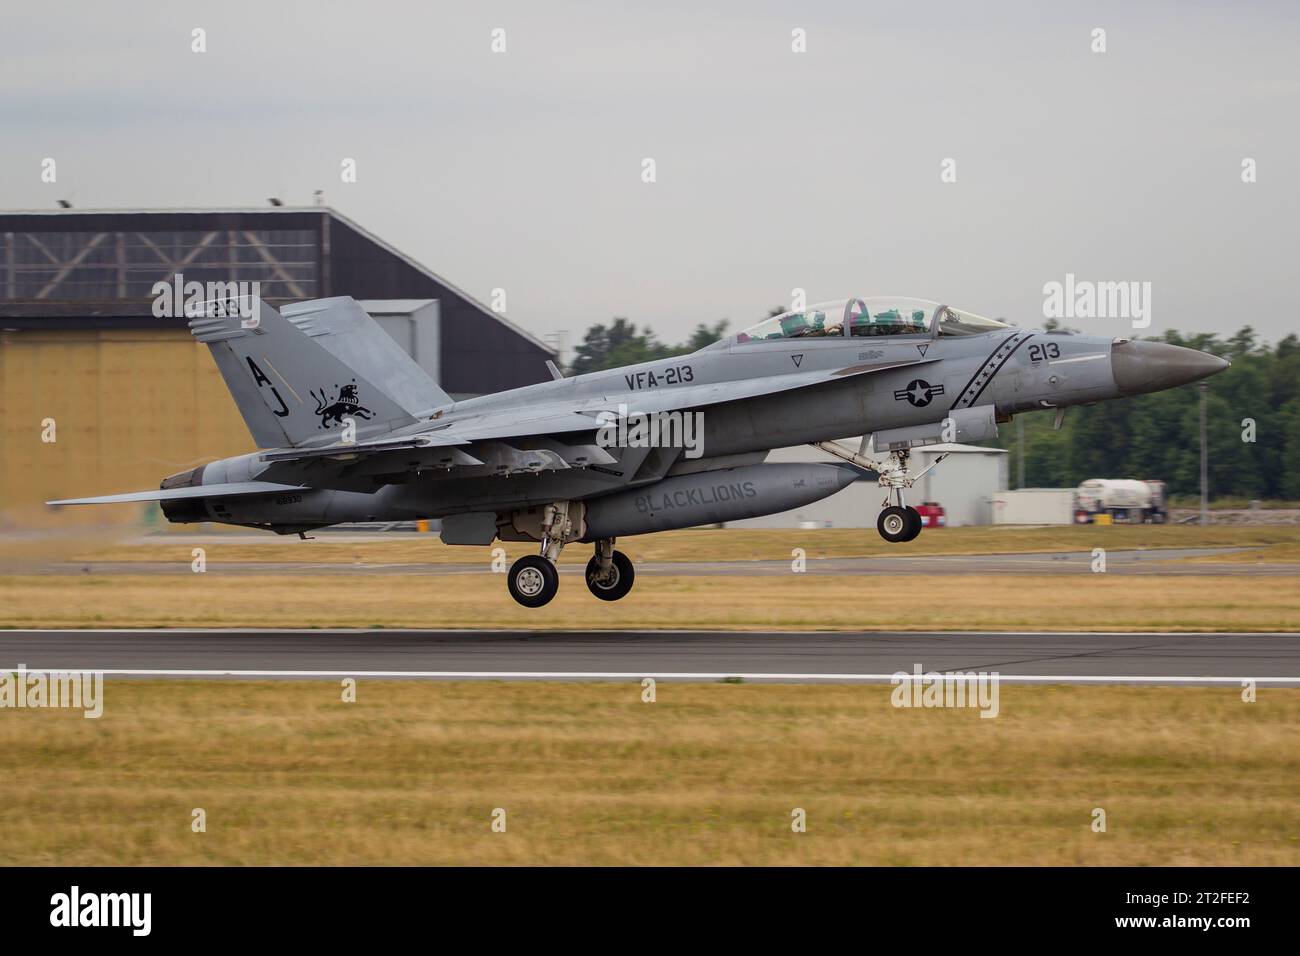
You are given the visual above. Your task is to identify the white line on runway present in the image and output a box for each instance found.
[4,668,1297,683]
[7,629,1300,637]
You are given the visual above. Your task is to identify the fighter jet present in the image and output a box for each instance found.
[49,295,1229,606]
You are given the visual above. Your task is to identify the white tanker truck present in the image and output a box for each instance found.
[1076,478,1168,524]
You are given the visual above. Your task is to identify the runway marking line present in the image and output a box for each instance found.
[6,629,1299,637]
[2,667,1297,684]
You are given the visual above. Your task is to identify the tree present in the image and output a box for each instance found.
[1280,399,1300,499]
[681,319,730,352]
[566,317,729,374]
[1226,325,1260,361]
[567,318,670,375]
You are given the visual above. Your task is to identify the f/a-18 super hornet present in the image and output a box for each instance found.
[50,295,1228,606]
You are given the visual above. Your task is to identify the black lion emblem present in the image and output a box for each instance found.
[312,380,374,428]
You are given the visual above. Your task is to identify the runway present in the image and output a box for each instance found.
[2,629,1297,684]
[40,547,1299,576]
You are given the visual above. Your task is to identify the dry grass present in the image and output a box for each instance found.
[0,680,1295,866]
[57,524,1300,566]
[1,572,1298,631]
[1180,541,1300,564]
[8,526,1297,631]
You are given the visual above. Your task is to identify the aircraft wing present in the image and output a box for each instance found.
[48,481,304,506]
[426,357,935,443]
[245,357,935,482]
[260,434,472,464]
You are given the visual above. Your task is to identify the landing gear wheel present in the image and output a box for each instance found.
[878,506,913,543]
[507,555,560,608]
[902,506,923,541]
[586,550,635,601]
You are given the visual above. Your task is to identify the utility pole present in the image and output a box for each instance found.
[1199,382,1209,526]
[1016,416,1025,489]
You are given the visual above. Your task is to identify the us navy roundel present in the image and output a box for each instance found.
[893,379,945,407]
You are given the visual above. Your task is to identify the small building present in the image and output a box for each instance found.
[991,488,1078,525]
[728,441,1009,529]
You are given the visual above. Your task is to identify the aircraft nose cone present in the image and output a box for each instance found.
[1111,339,1230,396]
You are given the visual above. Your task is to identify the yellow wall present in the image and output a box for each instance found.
[0,329,255,527]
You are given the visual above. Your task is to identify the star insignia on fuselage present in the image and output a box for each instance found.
[893,379,945,407]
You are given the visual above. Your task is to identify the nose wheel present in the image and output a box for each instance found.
[878,505,922,542]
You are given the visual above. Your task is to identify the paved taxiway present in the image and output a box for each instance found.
[41,547,1298,576]
[2,629,1297,684]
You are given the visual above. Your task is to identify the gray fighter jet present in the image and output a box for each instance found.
[50,295,1228,606]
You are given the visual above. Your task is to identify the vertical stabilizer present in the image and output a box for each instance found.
[189,299,418,448]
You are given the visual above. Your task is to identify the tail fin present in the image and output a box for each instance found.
[189,298,418,448]
[280,297,451,415]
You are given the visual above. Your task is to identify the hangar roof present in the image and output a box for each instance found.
[0,206,555,393]
[0,206,551,355]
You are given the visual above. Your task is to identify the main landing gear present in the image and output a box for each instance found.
[505,501,636,607]
[585,539,635,601]
[506,555,560,608]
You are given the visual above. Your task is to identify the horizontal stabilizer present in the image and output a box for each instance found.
[48,481,304,506]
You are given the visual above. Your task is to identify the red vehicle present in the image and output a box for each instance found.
[915,502,946,528]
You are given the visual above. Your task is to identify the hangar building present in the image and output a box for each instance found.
[0,207,555,522]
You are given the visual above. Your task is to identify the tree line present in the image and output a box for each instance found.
[994,326,1300,500]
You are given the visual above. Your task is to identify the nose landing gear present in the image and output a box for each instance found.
[875,448,943,543]
[813,439,948,544]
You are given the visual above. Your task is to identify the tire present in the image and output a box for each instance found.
[507,555,560,608]
[586,550,635,601]
[877,506,912,543]
[902,506,923,541]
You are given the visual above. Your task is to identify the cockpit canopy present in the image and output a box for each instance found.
[730,298,1010,345]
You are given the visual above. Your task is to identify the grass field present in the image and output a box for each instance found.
[1,680,1294,866]
[3,526,1297,630]
[1,572,1298,630]
[48,524,1300,565]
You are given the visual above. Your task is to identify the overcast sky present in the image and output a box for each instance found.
[1,0,1297,351]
